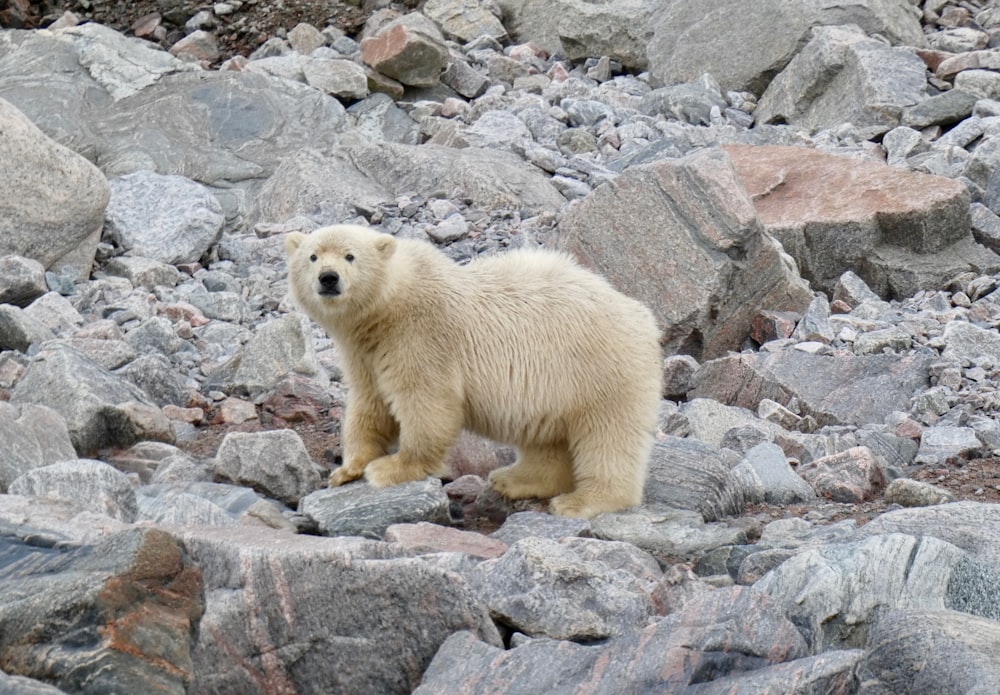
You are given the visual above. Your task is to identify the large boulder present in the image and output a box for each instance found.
[177,525,501,695]
[754,25,928,133]
[691,349,932,428]
[724,144,1000,298]
[645,0,926,94]
[0,97,109,272]
[559,147,813,361]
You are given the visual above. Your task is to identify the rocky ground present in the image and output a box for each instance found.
[8,0,1000,692]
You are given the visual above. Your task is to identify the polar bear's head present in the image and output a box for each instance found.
[284,224,397,321]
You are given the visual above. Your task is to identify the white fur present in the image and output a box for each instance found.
[285,224,662,518]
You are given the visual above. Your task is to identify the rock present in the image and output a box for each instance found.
[560,147,813,360]
[179,525,501,695]
[644,436,749,520]
[0,304,53,352]
[385,522,508,559]
[797,446,885,503]
[299,478,452,538]
[858,609,1000,694]
[490,510,589,544]
[725,144,984,298]
[915,425,983,464]
[884,478,956,507]
[104,171,224,265]
[0,402,76,491]
[734,442,816,505]
[0,97,109,272]
[861,502,1000,563]
[10,344,174,454]
[0,527,203,694]
[360,13,449,87]
[661,354,700,399]
[590,506,747,560]
[423,0,507,43]
[471,537,653,640]
[348,141,565,215]
[416,586,808,693]
[0,255,47,307]
[214,429,322,506]
[754,25,928,134]
[303,56,369,100]
[9,459,139,522]
[645,0,925,93]
[205,313,327,399]
[754,533,967,652]
[691,349,932,428]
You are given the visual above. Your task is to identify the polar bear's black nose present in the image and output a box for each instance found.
[318,271,340,295]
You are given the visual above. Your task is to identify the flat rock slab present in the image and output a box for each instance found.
[415,585,807,693]
[691,349,932,428]
[725,144,975,295]
[299,477,451,538]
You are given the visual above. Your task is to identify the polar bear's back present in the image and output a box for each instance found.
[452,247,662,445]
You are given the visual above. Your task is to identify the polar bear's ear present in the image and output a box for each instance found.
[375,235,397,258]
[284,232,306,256]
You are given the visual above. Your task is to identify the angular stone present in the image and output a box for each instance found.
[303,57,368,100]
[691,349,932,428]
[859,609,1000,694]
[0,304,53,352]
[415,586,807,693]
[754,25,927,133]
[206,313,327,400]
[299,478,452,539]
[645,0,925,93]
[645,436,749,520]
[214,429,322,506]
[915,426,983,464]
[179,525,500,694]
[360,14,449,87]
[0,527,203,695]
[560,147,812,360]
[424,0,507,43]
[725,144,974,297]
[0,255,47,307]
[9,459,138,523]
[10,344,174,454]
[941,321,1000,364]
[754,533,967,652]
[797,446,885,503]
[348,141,565,215]
[590,507,747,560]
[105,171,224,265]
[385,522,508,559]
[471,537,653,640]
[0,402,76,492]
[489,511,589,545]
[735,442,816,505]
[0,97,109,272]
[661,354,699,399]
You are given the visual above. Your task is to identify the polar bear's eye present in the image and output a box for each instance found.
[309,254,318,262]
[345,253,355,262]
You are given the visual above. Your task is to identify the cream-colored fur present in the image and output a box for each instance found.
[284,224,662,519]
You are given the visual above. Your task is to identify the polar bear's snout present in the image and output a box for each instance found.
[318,270,341,296]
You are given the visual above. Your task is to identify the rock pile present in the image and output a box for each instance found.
[4,0,1000,692]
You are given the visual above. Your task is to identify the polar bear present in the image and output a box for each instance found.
[284,224,662,518]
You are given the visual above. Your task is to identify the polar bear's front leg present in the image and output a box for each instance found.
[364,389,462,487]
[331,385,398,487]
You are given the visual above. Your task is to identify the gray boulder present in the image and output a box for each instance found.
[9,458,138,523]
[178,525,501,695]
[0,528,203,695]
[644,436,749,520]
[214,429,322,506]
[858,609,1000,694]
[299,478,452,538]
[0,255,47,307]
[735,442,817,505]
[348,141,566,215]
[0,402,76,492]
[691,349,932,428]
[471,537,653,640]
[0,97,109,272]
[645,0,925,94]
[10,344,174,454]
[754,25,927,133]
[105,171,224,265]
[560,147,813,361]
